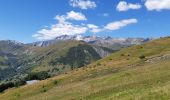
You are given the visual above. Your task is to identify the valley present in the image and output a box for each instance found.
[0,36,170,100]
[0,36,149,93]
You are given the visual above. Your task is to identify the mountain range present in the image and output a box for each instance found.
[1,36,170,100]
[30,35,151,50]
[0,35,151,93]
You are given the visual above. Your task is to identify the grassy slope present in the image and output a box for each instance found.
[1,37,170,100]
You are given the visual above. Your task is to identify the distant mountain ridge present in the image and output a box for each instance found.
[30,35,152,50]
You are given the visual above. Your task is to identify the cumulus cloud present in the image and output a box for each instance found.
[145,0,170,11]
[66,11,87,21]
[90,28,103,33]
[33,11,88,40]
[87,24,98,29]
[33,21,88,40]
[55,11,87,22]
[69,0,96,9]
[116,1,142,11]
[87,24,103,33]
[33,11,138,40]
[105,19,138,30]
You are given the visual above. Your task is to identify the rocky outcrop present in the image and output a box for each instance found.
[92,46,114,58]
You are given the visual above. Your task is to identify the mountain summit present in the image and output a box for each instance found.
[31,35,152,49]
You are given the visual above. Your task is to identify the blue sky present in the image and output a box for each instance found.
[0,0,170,43]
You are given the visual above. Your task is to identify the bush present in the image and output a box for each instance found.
[53,80,58,85]
[40,85,48,93]
[26,71,50,80]
[13,79,26,87]
[0,82,14,92]
[121,54,125,56]
[139,55,145,59]
[96,62,101,66]
[0,78,27,93]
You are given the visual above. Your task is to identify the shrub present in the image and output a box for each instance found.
[53,80,58,85]
[121,54,125,56]
[0,79,26,92]
[41,86,48,93]
[13,79,26,87]
[96,62,101,66]
[0,82,14,92]
[139,55,145,59]
[26,71,50,80]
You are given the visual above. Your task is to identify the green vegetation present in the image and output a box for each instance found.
[139,55,145,59]
[50,44,101,69]
[0,40,114,92]
[0,79,26,93]
[26,71,50,80]
[1,37,170,99]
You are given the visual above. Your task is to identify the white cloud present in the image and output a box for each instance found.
[145,0,170,11]
[87,24,98,29]
[55,11,87,22]
[66,11,87,21]
[90,28,103,33]
[116,1,142,11]
[87,24,103,33]
[33,21,88,40]
[33,11,88,40]
[69,0,96,9]
[55,15,66,23]
[33,11,138,40]
[105,19,138,30]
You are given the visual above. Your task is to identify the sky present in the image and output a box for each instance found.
[0,0,170,43]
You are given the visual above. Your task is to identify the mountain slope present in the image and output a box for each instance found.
[0,40,32,80]
[0,37,170,100]
[28,40,114,74]
[0,40,114,85]
[23,40,114,72]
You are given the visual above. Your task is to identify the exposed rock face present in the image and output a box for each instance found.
[29,35,152,48]
[92,46,115,58]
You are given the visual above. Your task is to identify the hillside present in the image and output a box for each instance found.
[25,40,114,74]
[0,40,32,80]
[0,37,170,100]
[0,40,114,90]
